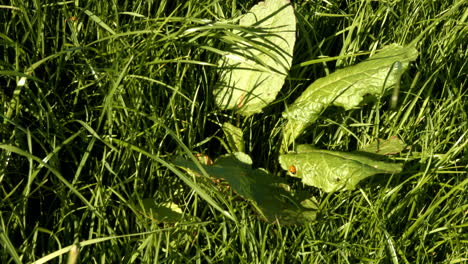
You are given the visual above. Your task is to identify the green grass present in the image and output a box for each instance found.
[1,0,467,263]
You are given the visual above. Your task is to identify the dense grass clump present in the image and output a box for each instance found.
[1,0,467,263]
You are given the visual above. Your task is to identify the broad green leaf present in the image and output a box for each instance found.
[214,0,296,116]
[222,122,245,153]
[175,153,316,225]
[279,145,403,192]
[282,44,418,147]
[359,136,406,155]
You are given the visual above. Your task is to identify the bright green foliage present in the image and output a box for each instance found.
[282,44,418,147]
[175,153,317,225]
[359,136,406,155]
[279,145,403,192]
[138,199,184,223]
[214,0,296,116]
[1,0,467,262]
[222,122,245,152]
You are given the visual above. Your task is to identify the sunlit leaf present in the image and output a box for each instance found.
[214,0,296,116]
[282,44,418,147]
[175,153,316,225]
[279,145,403,192]
[138,199,184,223]
[359,136,406,155]
[222,122,245,153]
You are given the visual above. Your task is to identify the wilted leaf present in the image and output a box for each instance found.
[359,136,406,155]
[195,153,214,165]
[279,145,403,192]
[214,0,296,116]
[175,153,316,225]
[282,44,418,147]
[222,122,245,152]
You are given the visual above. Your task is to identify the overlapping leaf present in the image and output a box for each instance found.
[175,153,316,225]
[279,145,403,192]
[137,199,184,223]
[222,122,245,153]
[282,44,418,147]
[214,0,296,116]
[359,136,406,155]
